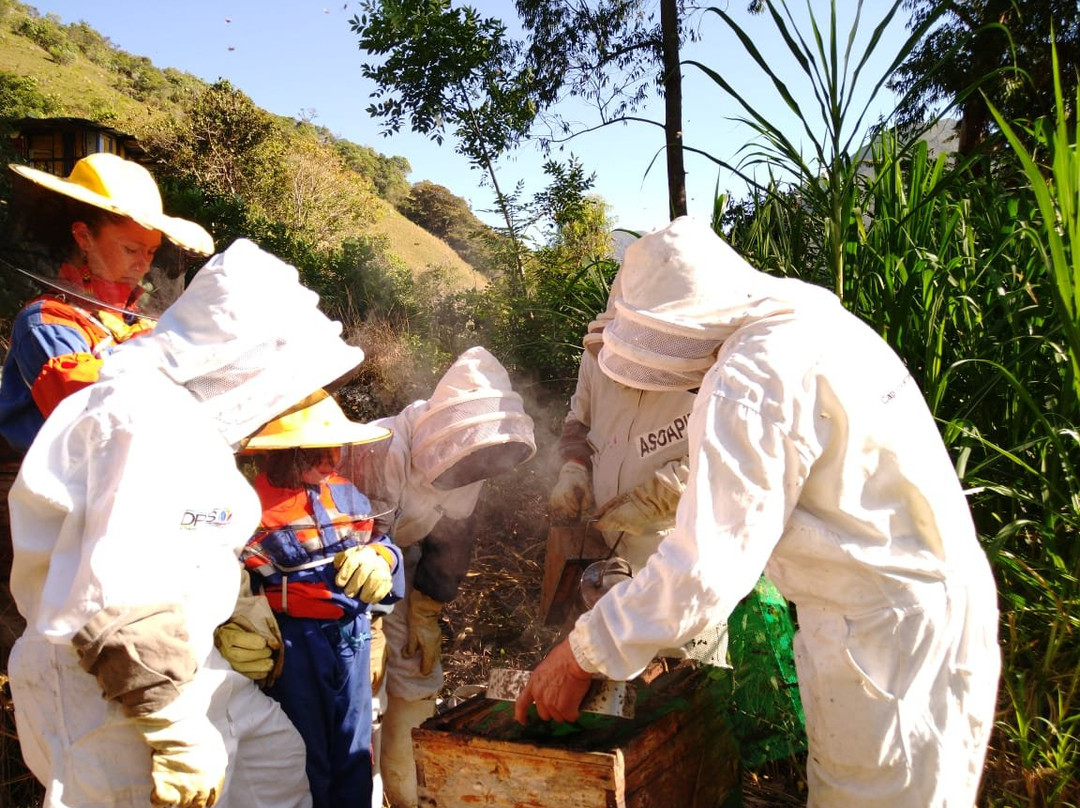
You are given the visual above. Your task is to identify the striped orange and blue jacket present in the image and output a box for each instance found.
[242,471,403,620]
[0,292,152,452]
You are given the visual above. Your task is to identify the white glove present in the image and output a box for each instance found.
[548,460,595,523]
[134,711,228,808]
[334,544,395,602]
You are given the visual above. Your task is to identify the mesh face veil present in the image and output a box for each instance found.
[596,216,799,391]
[598,305,722,391]
[409,347,537,489]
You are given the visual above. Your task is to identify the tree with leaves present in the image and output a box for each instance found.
[516,0,691,218]
[352,0,536,284]
[333,138,413,206]
[890,0,1080,156]
[143,79,281,200]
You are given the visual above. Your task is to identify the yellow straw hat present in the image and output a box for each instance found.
[243,389,391,451]
[9,153,214,255]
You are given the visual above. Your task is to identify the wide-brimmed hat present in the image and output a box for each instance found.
[9,153,214,255]
[243,389,391,451]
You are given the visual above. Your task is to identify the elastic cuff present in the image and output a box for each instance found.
[567,625,603,674]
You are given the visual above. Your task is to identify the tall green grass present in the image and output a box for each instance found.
[691,4,1080,804]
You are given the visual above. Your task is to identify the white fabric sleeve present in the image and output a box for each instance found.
[568,390,811,680]
[566,353,594,430]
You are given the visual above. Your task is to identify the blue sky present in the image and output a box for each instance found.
[22,1,912,233]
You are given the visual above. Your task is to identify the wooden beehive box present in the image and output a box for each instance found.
[413,663,740,808]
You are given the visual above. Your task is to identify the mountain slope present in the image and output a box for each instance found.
[0,2,485,289]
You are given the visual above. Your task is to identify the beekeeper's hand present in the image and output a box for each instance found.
[402,589,444,676]
[594,470,685,536]
[549,460,595,523]
[514,638,593,725]
[213,593,283,687]
[213,623,276,685]
[334,544,396,603]
[134,711,227,808]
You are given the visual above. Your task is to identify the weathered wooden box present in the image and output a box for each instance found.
[413,664,740,808]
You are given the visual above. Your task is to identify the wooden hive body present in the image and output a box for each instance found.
[413,664,741,808]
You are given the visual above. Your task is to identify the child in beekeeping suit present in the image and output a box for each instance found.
[234,390,405,808]
[340,346,537,808]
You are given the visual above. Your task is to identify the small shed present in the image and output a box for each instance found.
[7,116,146,176]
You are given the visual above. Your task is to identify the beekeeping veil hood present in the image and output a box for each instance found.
[98,238,365,446]
[410,346,537,490]
[598,216,831,391]
[582,273,622,358]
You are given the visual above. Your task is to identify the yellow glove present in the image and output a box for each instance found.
[548,460,595,523]
[213,593,283,687]
[401,589,444,677]
[214,624,275,685]
[134,712,228,808]
[334,544,395,603]
[594,475,682,536]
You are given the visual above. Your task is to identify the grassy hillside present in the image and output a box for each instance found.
[371,201,487,290]
[0,10,179,130]
[0,1,486,289]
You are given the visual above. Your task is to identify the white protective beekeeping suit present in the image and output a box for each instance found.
[342,346,536,808]
[563,336,696,572]
[8,238,364,808]
[566,217,1001,808]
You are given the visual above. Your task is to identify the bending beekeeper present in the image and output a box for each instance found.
[552,283,804,765]
[517,216,1001,808]
[340,346,536,808]
[7,238,366,808]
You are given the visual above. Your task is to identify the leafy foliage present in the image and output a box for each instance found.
[333,138,412,206]
[0,71,61,119]
[352,0,540,282]
[353,0,534,159]
[398,180,506,276]
[514,0,695,217]
[891,0,1080,156]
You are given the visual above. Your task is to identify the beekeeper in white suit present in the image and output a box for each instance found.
[7,238,367,808]
[550,275,695,573]
[517,216,1001,808]
[340,346,536,808]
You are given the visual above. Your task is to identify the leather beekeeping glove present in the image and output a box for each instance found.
[134,711,228,808]
[548,460,595,523]
[370,616,388,691]
[334,543,396,603]
[594,474,684,536]
[401,589,445,676]
[213,593,283,687]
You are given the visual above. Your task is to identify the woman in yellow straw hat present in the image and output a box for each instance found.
[0,152,214,452]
